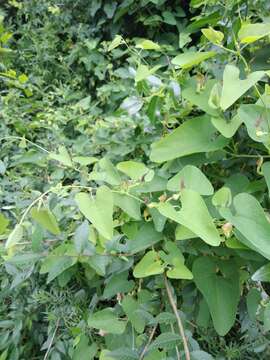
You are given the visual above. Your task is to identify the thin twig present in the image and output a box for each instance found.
[164,274,190,360]
[138,323,158,360]
[224,150,270,159]
[43,318,60,360]
[171,323,181,360]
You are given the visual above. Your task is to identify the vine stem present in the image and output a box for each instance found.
[0,135,50,154]
[19,189,51,225]
[18,184,145,226]
[223,150,270,159]
[138,323,158,360]
[43,318,60,360]
[164,274,190,360]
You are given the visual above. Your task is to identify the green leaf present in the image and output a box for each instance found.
[135,64,161,83]
[220,65,265,110]
[49,145,73,167]
[135,39,160,50]
[238,105,270,143]
[31,207,60,235]
[193,256,240,336]
[148,332,181,351]
[150,115,228,163]
[246,288,261,321]
[128,223,163,254]
[40,244,77,283]
[264,302,270,332]
[108,34,123,51]
[116,161,149,180]
[172,51,216,69]
[212,187,232,208]
[182,78,219,116]
[167,257,193,279]
[73,336,97,360]
[262,162,270,196]
[88,308,126,334]
[5,224,23,249]
[74,220,90,253]
[0,213,9,234]
[73,156,98,166]
[90,157,121,186]
[113,192,141,220]
[202,27,224,44]
[191,351,214,360]
[252,263,270,282]
[75,186,113,240]
[175,225,197,240]
[220,193,270,259]
[99,350,114,360]
[133,250,164,278]
[167,165,213,195]
[122,295,145,333]
[103,272,134,299]
[238,23,270,44]
[158,189,221,246]
[211,114,242,138]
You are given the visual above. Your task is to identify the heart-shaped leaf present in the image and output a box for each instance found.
[133,250,164,278]
[75,186,113,240]
[220,65,264,110]
[167,165,213,195]
[193,256,240,336]
[158,189,221,246]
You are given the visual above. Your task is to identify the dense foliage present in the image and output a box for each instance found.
[1,0,270,359]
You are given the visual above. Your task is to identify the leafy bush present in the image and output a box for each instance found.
[1,0,270,359]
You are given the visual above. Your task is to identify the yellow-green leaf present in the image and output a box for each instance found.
[31,208,60,235]
[238,23,270,44]
[202,27,224,44]
[171,51,216,69]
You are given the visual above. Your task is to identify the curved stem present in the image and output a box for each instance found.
[164,274,190,360]
[224,150,270,159]
[138,323,158,360]
[0,135,50,154]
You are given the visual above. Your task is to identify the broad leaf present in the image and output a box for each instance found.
[75,186,113,240]
[262,162,270,196]
[220,193,270,259]
[49,145,73,167]
[167,165,213,195]
[133,250,164,278]
[5,224,23,249]
[113,192,141,220]
[238,23,270,44]
[182,78,219,116]
[166,257,193,279]
[148,332,181,351]
[135,39,160,50]
[220,65,264,110]
[0,213,9,234]
[252,263,270,282]
[202,27,224,44]
[31,207,60,235]
[238,104,270,143]
[116,161,149,180]
[88,308,126,334]
[150,115,228,163]
[158,189,221,246]
[172,51,215,69]
[128,223,163,254]
[122,296,145,333]
[40,244,77,283]
[193,256,240,336]
[211,114,242,138]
